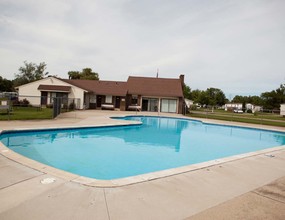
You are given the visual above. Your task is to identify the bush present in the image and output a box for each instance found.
[190,105,197,110]
[13,98,30,107]
[69,102,76,110]
[247,109,252,113]
[22,99,30,107]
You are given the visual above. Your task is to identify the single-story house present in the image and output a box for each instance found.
[245,103,263,113]
[16,75,185,114]
[281,104,285,117]
[225,103,243,111]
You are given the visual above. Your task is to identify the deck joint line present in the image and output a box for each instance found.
[103,189,111,220]
[0,173,45,191]
[252,191,285,204]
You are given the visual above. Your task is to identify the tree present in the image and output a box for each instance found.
[199,90,210,106]
[232,95,263,106]
[261,84,285,109]
[68,68,99,80]
[232,95,247,108]
[204,88,226,106]
[190,89,202,103]
[67,71,81,79]
[0,76,13,92]
[183,83,191,99]
[14,61,48,86]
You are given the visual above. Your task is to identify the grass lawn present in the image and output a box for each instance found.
[188,111,285,127]
[0,107,53,120]
[204,109,285,121]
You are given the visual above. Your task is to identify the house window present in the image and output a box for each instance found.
[105,95,112,103]
[131,95,138,105]
[161,99,177,113]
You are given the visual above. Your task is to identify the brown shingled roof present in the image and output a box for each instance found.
[38,84,71,92]
[126,76,184,97]
[60,79,127,96]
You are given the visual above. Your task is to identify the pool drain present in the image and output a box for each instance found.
[41,177,56,184]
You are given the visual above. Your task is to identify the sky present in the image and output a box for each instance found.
[0,0,285,99]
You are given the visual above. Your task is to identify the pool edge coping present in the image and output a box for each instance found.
[0,115,285,188]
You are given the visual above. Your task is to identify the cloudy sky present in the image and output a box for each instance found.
[1,0,284,98]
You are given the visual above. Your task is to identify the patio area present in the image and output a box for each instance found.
[0,110,285,219]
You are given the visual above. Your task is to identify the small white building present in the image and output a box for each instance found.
[245,103,263,113]
[281,104,285,116]
[16,77,86,109]
[225,103,243,111]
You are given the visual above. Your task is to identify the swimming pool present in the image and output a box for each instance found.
[0,116,284,180]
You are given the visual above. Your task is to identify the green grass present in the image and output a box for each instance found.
[0,106,53,120]
[191,109,285,121]
[219,111,284,121]
[187,112,285,127]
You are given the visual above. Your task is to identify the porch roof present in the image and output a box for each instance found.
[38,84,71,92]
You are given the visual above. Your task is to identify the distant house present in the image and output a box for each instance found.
[281,104,285,117]
[225,103,243,111]
[245,103,263,113]
[16,75,185,114]
[184,99,194,108]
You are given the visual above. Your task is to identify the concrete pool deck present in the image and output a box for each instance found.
[0,110,285,219]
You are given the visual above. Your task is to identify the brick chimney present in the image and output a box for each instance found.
[179,74,185,86]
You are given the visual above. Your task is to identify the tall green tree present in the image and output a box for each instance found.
[0,76,13,92]
[199,90,210,105]
[14,61,48,86]
[232,95,247,108]
[190,89,202,103]
[261,84,285,109]
[68,68,99,80]
[185,87,226,106]
[205,87,226,106]
[183,83,191,99]
[232,95,263,106]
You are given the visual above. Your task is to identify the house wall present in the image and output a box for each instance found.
[281,104,285,116]
[17,77,86,109]
[225,103,243,111]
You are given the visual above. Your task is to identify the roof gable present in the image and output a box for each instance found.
[16,77,87,92]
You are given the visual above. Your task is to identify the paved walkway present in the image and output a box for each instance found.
[0,110,285,219]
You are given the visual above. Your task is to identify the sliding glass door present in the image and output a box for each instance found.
[142,98,159,112]
[161,99,177,113]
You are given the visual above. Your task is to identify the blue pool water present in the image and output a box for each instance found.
[0,116,285,180]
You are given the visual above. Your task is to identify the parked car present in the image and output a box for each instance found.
[233,109,243,113]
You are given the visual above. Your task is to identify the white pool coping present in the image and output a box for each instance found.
[0,114,285,188]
